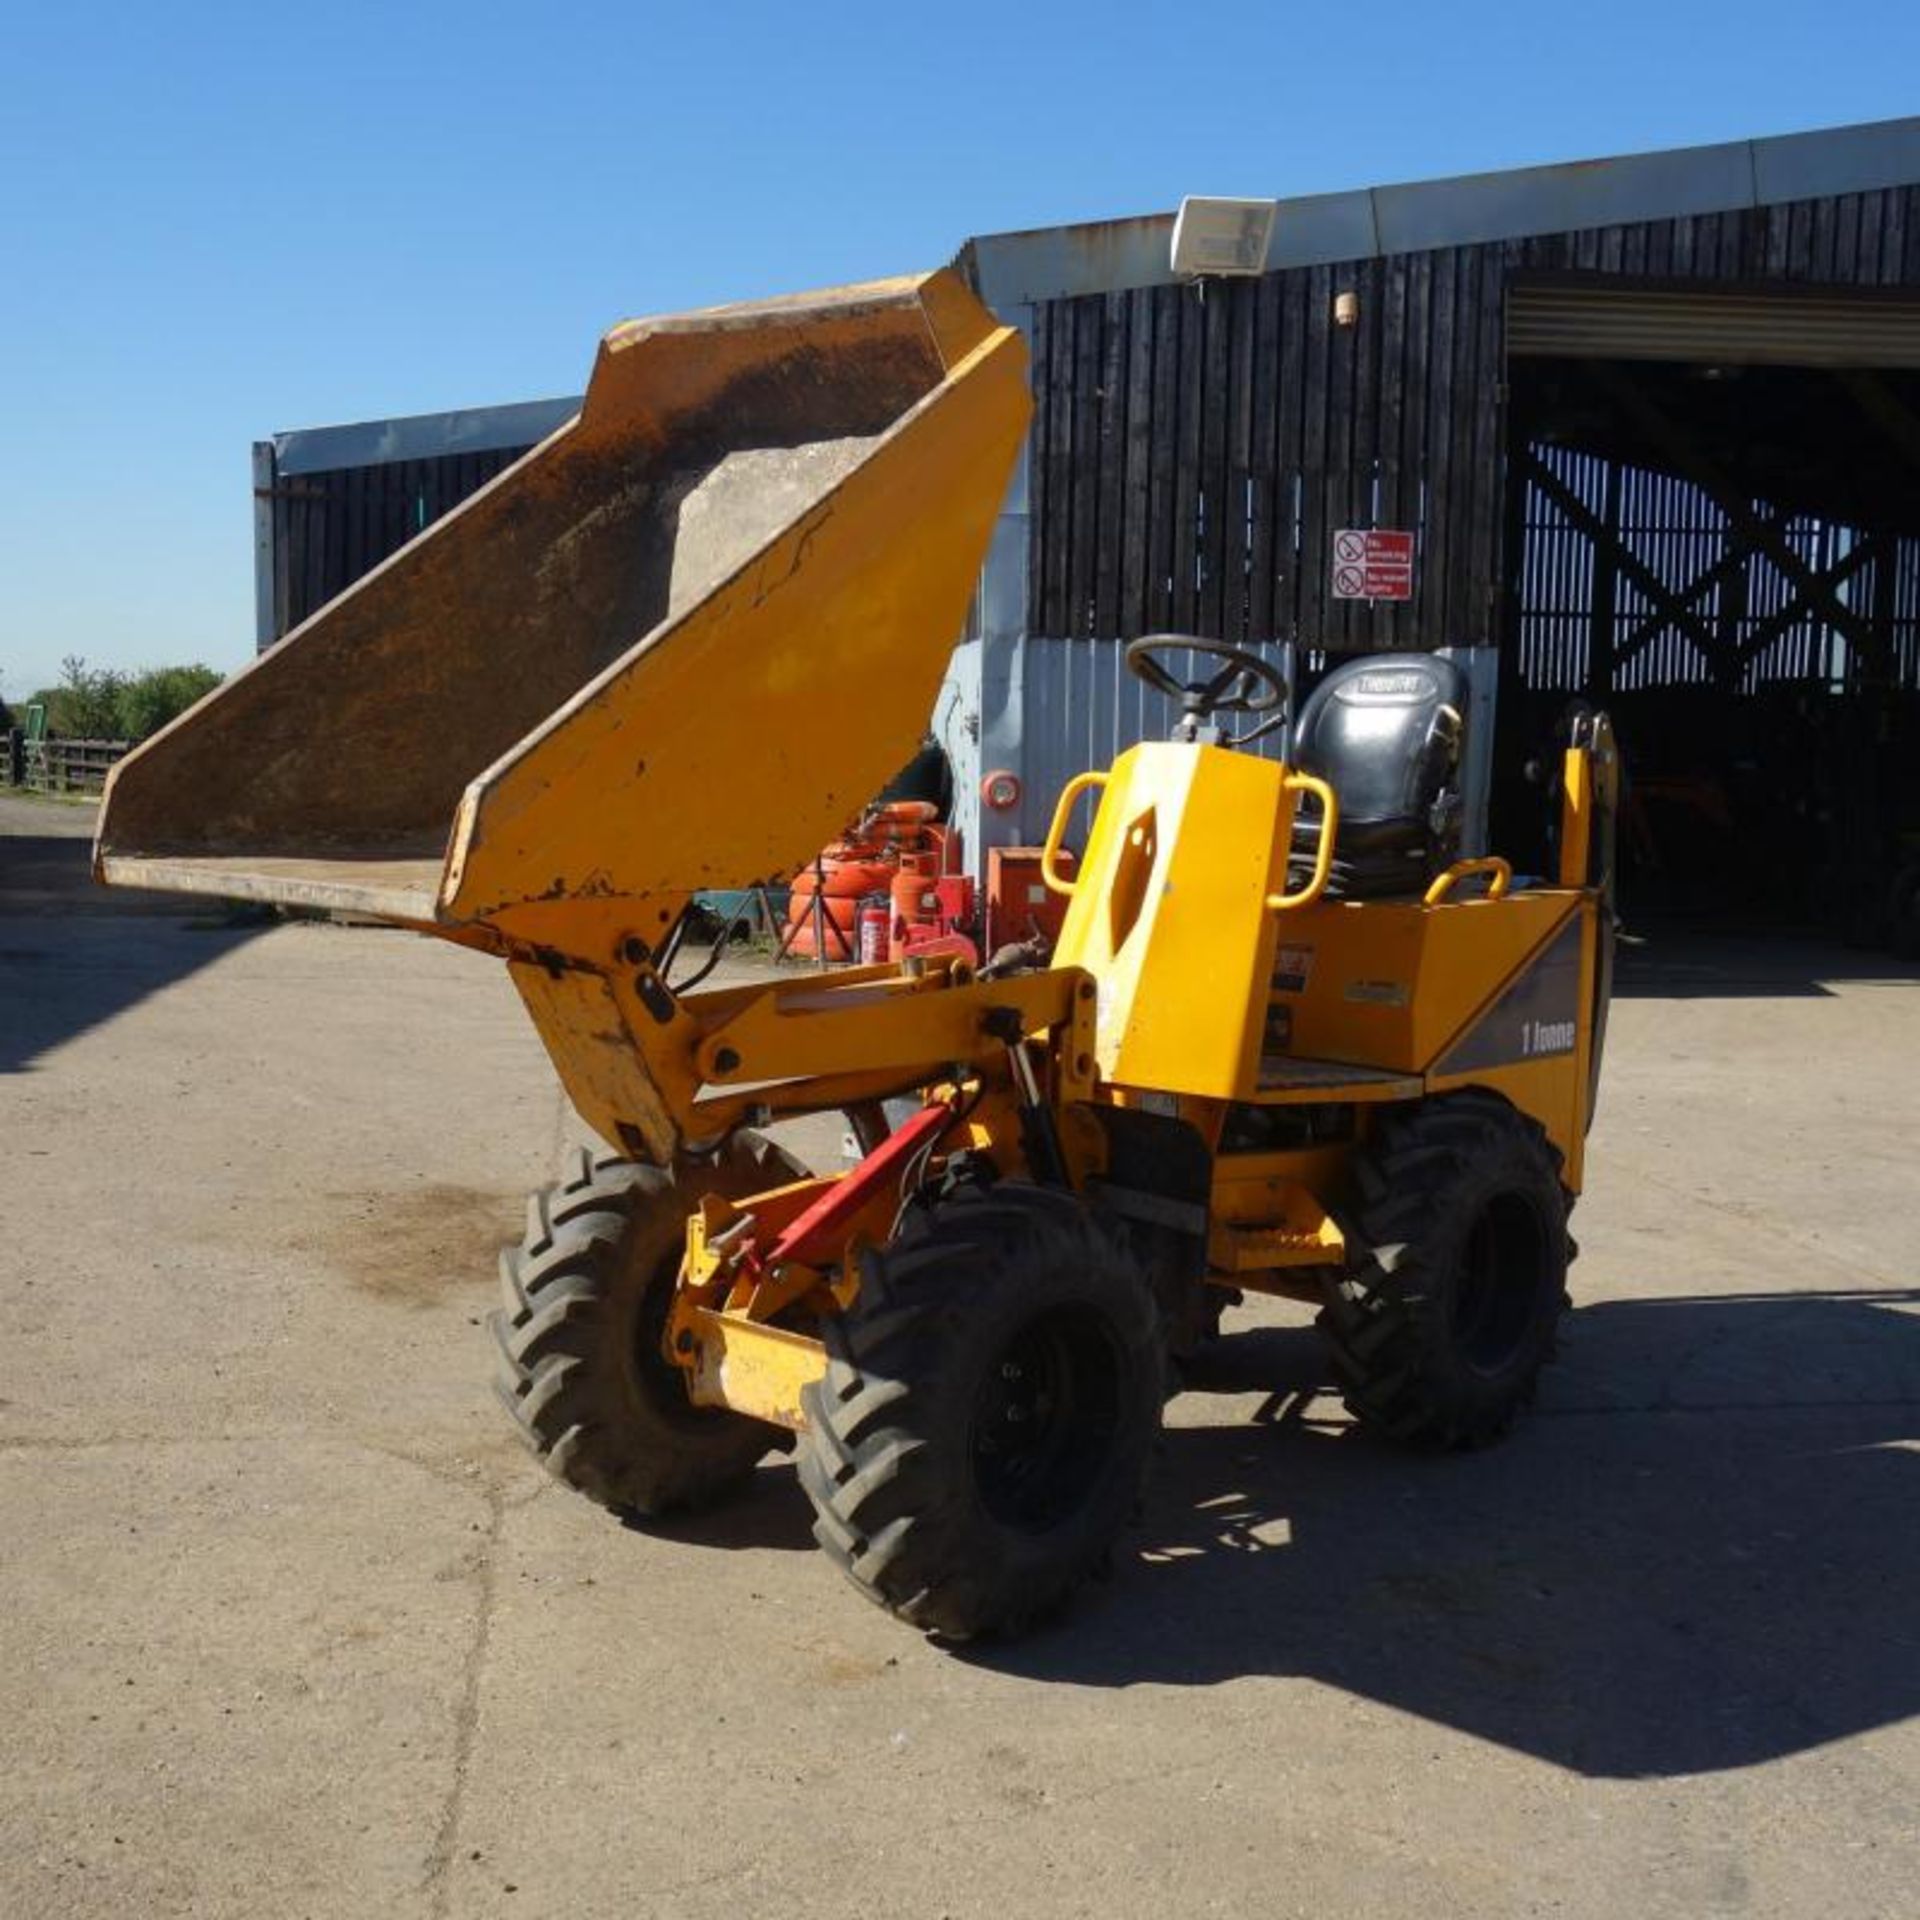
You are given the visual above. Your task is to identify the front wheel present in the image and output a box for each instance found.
[492,1132,806,1516]
[798,1184,1164,1640]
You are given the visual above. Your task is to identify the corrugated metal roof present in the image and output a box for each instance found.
[958,116,1920,308]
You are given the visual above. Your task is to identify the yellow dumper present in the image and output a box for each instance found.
[99,270,1618,1640]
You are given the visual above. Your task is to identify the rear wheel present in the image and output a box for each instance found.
[492,1132,806,1516]
[798,1184,1163,1640]
[1319,1091,1571,1448]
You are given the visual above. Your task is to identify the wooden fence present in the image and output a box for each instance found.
[7,735,131,796]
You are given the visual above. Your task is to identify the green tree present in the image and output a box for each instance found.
[41,656,127,739]
[118,664,223,740]
[26,657,224,740]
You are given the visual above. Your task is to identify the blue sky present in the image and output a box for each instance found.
[3,0,1917,701]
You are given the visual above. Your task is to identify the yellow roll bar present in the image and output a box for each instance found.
[1041,771,1109,896]
[1424,856,1514,905]
[1265,771,1340,912]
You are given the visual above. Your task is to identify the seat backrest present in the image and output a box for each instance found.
[1292,653,1467,833]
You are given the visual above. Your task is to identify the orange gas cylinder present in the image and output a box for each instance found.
[887,867,944,960]
[864,799,940,851]
[889,870,976,962]
[786,842,893,960]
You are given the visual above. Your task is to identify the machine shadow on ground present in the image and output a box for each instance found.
[0,824,267,1073]
[1613,930,1920,999]
[962,1288,1920,1780]
[615,1286,1920,1782]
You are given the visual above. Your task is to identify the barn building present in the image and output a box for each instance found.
[255,116,1920,940]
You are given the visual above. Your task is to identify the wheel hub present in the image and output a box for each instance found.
[1450,1190,1552,1376]
[969,1305,1121,1533]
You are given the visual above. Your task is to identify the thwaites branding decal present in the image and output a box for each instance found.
[1434,918,1582,1074]
[1342,669,1429,702]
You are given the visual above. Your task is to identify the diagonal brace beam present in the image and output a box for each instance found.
[1585,362,1877,650]
[1523,450,1721,663]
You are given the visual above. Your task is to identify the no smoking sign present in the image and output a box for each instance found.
[1331,528,1415,602]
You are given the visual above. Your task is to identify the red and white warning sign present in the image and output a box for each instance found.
[1331,528,1415,602]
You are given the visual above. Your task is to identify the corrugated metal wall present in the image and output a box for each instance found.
[937,636,1295,864]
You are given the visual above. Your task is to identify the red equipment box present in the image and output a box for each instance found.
[985,847,1074,957]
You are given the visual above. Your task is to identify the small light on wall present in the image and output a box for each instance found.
[1334,290,1360,328]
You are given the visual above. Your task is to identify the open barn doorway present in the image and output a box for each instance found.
[1495,279,1920,948]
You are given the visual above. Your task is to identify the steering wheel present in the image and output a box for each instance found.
[1124,635,1289,743]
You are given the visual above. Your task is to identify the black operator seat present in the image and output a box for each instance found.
[1288,653,1468,900]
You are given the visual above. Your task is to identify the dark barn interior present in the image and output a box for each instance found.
[1502,280,1920,934]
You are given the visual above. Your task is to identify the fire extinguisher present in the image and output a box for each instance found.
[857,897,890,966]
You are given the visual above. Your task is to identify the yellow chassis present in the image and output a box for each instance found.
[517,728,1619,1438]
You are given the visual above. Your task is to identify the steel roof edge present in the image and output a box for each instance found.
[957,115,1920,308]
[269,395,581,477]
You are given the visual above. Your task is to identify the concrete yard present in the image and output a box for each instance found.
[2,787,1916,1919]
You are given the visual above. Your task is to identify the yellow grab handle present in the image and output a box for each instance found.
[1423,856,1513,906]
[1266,771,1340,912]
[1041,771,1109,895]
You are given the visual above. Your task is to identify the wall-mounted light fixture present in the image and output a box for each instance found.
[1170,197,1278,278]
[1334,290,1360,328]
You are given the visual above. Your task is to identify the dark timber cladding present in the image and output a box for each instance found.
[1024,186,1920,653]
[262,446,531,640]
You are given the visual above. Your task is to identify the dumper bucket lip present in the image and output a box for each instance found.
[93,843,455,923]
